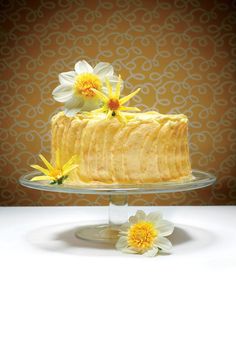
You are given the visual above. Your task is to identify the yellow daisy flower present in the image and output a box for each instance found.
[30,151,79,185]
[91,75,141,122]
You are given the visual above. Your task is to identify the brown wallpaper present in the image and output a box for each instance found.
[0,0,236,206]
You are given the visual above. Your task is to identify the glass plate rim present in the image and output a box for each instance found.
[19,169,216,195]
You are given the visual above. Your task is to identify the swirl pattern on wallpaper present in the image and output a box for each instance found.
[0,0,236,205]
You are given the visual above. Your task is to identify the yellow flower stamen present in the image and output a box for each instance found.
[107,98,120,111]
[50,168,63,180]
[127,221,157,251]
[74,73,102,98]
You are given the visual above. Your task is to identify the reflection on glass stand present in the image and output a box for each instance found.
[20,170,216,243]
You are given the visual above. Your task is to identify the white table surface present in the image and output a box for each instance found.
[0,206,235,360]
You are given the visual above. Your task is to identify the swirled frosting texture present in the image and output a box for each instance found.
[51,111,192,184]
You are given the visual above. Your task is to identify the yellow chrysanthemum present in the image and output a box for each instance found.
[30,151,79,185]
[91,75,141,122]
[73,72,102,98]
[127,221,158,251]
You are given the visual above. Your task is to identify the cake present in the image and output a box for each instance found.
[30,60,192,185]
[51,110,191,184]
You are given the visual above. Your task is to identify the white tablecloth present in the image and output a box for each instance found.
[0,206,235,360]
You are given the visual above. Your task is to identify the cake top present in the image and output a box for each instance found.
[52,110,188,126]
[52,59,188,124]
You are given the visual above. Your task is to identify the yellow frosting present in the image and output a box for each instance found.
[51,111,192,184]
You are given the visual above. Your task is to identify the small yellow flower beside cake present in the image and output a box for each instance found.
[30,151,78,185]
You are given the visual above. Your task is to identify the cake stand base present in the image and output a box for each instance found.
[75,224,120,243]
[76,194,128,243]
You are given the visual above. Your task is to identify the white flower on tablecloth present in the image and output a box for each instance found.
[116,210,174,257]
[52,60,121,117]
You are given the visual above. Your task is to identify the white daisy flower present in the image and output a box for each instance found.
[52,60,121,117]
[116,210,174,257]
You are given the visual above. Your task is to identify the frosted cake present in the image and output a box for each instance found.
[30,60,192,185]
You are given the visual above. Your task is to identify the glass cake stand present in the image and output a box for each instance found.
[19,170,216,243]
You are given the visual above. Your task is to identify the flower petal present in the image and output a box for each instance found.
[143,247,159,257]
[64,107,82,117]
[121,247,137,254]
[117,112,127,123]
[120,106,140,112]
[101,83,123,97]
[65,95,83,108]
[64,96,84,116]
[104,75,124,92]
[146,211,163,224]
[120,88,140,105]
[129,210,146,224]
[91,88,109,102]
[105,77,113,97]
[80,97,101,111]
[30,164,49,175]
[59,71,76,85]
[120,222,129,231]
[39,154,54,171]
[75,60,93,74]
[93,62,114,77]
[52,84,73,103]
[30,175,51,182]
[158,220,174,237]
[63,155,79,170]
[62,164,79,176]
[106,109,113,120]
[115,236,128,250]
[114,75,122,98]
[90,108,106,114]
[157,236,172,253]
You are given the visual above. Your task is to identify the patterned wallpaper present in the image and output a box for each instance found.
[0,0,236,206]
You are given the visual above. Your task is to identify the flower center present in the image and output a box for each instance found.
[107,98,120,111]
[74,73,102,98]
[50,168,63,180]
[127,221,158,251]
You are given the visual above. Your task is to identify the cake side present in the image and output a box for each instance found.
[51,111,192,184]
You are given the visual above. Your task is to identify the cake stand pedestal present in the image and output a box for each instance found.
[20,170,216,243]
